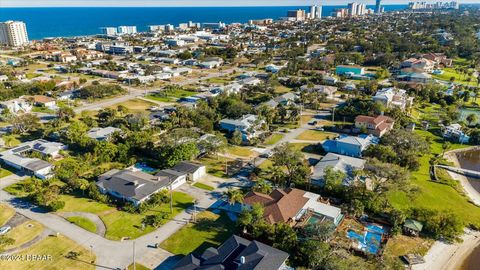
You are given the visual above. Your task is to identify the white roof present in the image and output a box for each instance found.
[302,192,342,220]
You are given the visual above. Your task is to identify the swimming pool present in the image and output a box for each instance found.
[134,163,157,173]
[347,224,385,255]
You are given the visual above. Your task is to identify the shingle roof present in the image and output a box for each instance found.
[172,161,205,174]
[243,188,308,224]
[96,169,170,201]
[173,235,289,270]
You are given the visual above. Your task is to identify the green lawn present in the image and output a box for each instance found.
[384,235,433,258]
[66,217,97,233]
[432,67,477,86]
[4,182,194,241]
[108,98,157,113]
[0,235,96,270]
[32,106,55,114]
[146,89,197,102]
[100,192,194,240]
[225,146,253,158]
[387,130,480,228]
[193,182,215,191]
[0,204,15,226]
[0,168,13,179]
[199,156,232,178]
[3,221,44,250]
[160,211,236,255]
[264,133,284,145]
[127,263,150,270]
[296,130,339,141]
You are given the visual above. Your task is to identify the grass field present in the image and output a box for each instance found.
[264,133,284,145]
[199,156,233,178]
[100,192,194,240]
[4,183,193,241]
[296,130,339,141]
[146,89,197,102]
[387,130,480,228]
[108,98,157,113]
[0,204,15,226]
[274,85,292,94]
[432,67,477,86]
[3,221,44,250]
[225,146,253,158]
[0,235,96,270]
[0,168,13,179]
[160,211,236,255]
[127,263,150,270]
[193,182,215,191]
[66,217,97,233]
[384,235,433,257]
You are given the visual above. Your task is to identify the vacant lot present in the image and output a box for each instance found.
[264,133,284,145]
[108,98,157,113]
[0,204,15,226]
[0,235,95,270]
[3,221,44,250]
[66,217,97,233]
[160,211,236,255]
[296,130,339,141]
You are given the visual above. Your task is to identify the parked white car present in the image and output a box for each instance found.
[0,226,11,235]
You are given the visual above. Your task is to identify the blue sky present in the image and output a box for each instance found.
[3,0,477,7]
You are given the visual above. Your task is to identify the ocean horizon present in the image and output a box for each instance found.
[0,5,409,40]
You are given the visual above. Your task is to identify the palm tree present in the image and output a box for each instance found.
[224,188,244,205]
[253,179,273,194]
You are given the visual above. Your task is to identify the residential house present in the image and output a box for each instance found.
[0,139,67,179]
[173,235,290,270]
[311,152,366,186]
[300,84,337,98]
[31,95,56,109]
[443,123,470,144]
[243,188,343,227]
[87,127,122,141]
[264,92,298,108]
[155,169,187,190]
[0,98,32,113]
[354,115,395,137]
[96,169,175,206]
[171,161,206,182]
[422,53,452,67]
[400,58,435,73]
[0,75,8,82]
[219,114,264,142]
[336,65,365,76]
[322,134,377,158]
[373,87,414,111]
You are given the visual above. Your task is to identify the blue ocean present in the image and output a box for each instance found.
[0,6,408,40]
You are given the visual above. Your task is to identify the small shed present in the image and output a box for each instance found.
[403,219,423,236]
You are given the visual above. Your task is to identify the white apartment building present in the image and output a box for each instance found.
[101,27,118,36]
[0,21,29,47]
[117,26,137,35]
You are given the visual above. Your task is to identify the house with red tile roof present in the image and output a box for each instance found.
[354,115,395,137]
[243,188,343,227]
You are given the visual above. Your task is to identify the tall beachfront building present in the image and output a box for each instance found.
[375,0,382,13]
[0,21,29,47]
[117,26,137,35]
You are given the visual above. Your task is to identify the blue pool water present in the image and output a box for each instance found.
[347,224,385,255]
[134,163,156,173]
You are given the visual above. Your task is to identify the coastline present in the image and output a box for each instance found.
[443,147,480,206]
[412,229,480,270]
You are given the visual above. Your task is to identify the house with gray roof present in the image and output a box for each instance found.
[0,139,67,179]
[87,127,122,141]
[311,152,366,186]
[173,235,290,270]
[97,169,175,206]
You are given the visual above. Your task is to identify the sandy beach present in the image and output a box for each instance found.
[443,148,480,206]
[413,229,480,270]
